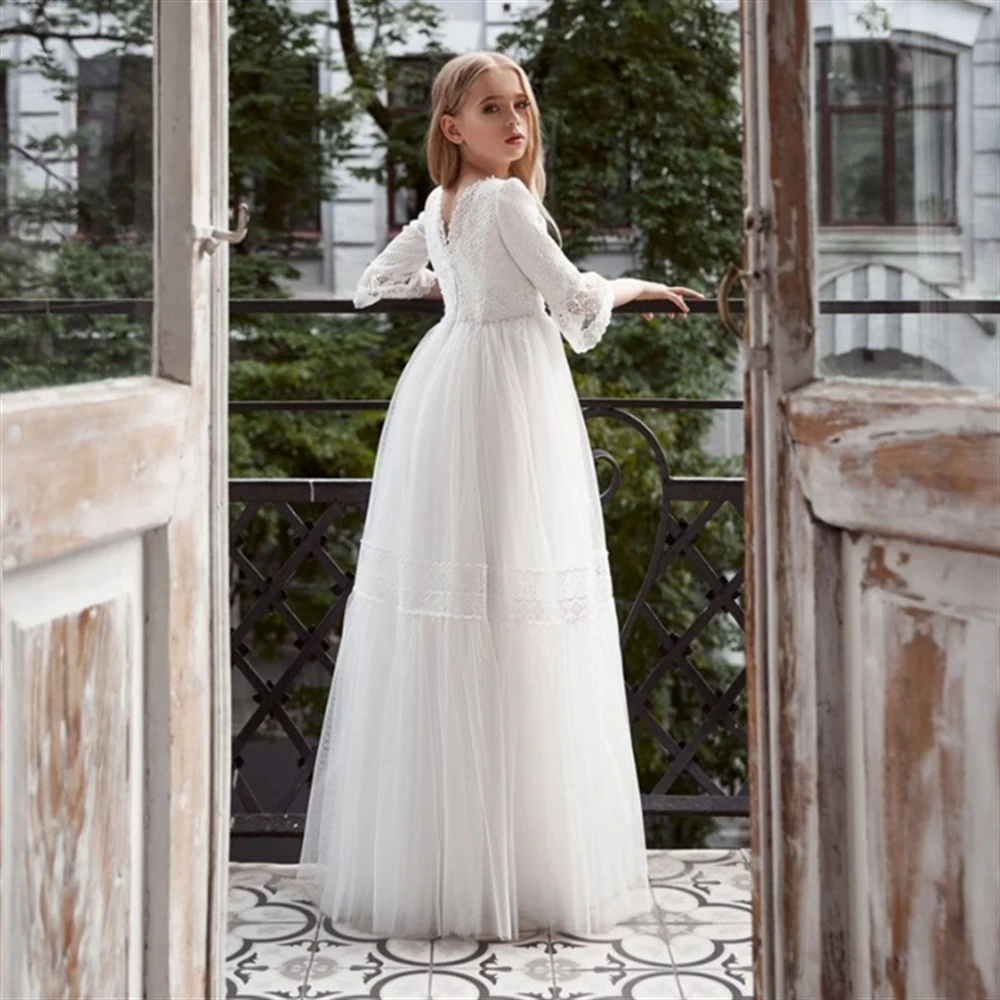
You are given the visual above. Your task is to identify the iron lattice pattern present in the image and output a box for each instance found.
[230,412,747,839]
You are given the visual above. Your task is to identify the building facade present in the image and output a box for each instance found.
[2,0,998,429]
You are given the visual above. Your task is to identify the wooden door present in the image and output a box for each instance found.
[0,2,231,997]
[740,2,999,998]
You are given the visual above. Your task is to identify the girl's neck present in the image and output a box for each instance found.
[455,159,511,185]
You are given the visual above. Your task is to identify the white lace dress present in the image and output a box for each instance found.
[297,175,652,941]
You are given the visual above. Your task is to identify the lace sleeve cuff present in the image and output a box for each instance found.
[353,266,438,310]
[553,271,614,354]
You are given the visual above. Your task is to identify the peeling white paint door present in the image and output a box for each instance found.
[740,2,1000,998]
[0,3,230,997]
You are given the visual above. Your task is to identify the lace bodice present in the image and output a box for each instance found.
[353,175,615,353]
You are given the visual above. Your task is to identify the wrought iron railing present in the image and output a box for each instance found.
[228,396,748,839]
[4,294,997,849]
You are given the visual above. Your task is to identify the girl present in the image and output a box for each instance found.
[297,50,703,943]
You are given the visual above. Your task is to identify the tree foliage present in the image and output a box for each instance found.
[0,0,746,847]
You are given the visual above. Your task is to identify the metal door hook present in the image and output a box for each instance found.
[194,203,251,255]
[717,261,748,342]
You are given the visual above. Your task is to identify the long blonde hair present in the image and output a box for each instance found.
[425,51,563,246]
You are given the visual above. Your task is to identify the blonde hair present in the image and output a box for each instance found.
[425,51,563,246]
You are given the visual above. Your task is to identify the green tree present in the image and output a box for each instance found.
[496,0,746,847]
[291,0,748,847]
[1,0,746,849]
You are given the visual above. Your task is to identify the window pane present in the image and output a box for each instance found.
[896,47,954,106]
[831,113,885,222]
[829,42,886,106]
[813,10,997,392]
[1,4,154,394]
[896,109,955,224]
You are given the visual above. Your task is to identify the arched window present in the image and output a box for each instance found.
[815,41,957,226]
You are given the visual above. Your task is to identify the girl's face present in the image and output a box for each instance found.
[441,67,530,176]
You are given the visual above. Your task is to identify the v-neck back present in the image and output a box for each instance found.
[437,176,505,246]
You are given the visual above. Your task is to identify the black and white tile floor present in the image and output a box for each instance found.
[227,849,753,999]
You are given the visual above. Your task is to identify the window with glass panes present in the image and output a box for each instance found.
[0,62,8,240]
[386,55,442,234]
[77,53,153,241]
[816,41,956,226]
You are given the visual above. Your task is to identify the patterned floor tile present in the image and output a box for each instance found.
[650,857,752,925]
[429,933,554,997]
[226,851,757,999]
[649,850,746,883]
[428,967,553,998]
[550,923,674,969]
[229,864,322,933]
[550,965,685,999]
[226,925,317,999]
[663,921,753,1000]
[300,914,439,997]
[302,955,432,1000]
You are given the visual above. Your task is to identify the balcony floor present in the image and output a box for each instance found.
[227,848,753,999]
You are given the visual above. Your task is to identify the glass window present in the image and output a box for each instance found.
[255,57,322,239]
[1,62,9,241]
[386,55,440,233]
[1,27,154,394]
[77,54,154,242]
[813,23,997,392]
[817,41,956,226]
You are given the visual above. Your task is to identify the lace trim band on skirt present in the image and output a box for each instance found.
[352,539,615,625]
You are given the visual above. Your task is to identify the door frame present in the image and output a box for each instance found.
[739,2,1000,997]
[0,2,230,996]
[148,3,232,993]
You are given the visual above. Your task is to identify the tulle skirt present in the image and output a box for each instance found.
[296,309,652,940]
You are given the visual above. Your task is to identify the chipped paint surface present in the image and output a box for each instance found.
[13,602,133,998]
[0,378,189,569]
[852,537,999,1000]
[0,3,229,996]
[741,1,828,996]
[742,3,998,997]
[788,381,1000,555]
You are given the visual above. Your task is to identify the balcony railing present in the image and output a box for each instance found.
[3,294,996,854]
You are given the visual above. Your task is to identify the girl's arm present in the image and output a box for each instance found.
[495,179,614,353]
[495,178,701,351]
[353,209,438,309]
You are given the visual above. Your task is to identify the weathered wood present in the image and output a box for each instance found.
[844,536,1000,1000]
[743,2,1000,996]
[741,1,824,997]
[144,3,229,997]
[764,0,816,394]
[0,2,229,997]
[18,603,133,998]
[0,377,188,569]
[206,3,233,997]
[786,380,1000,555]
[1,538,144,999]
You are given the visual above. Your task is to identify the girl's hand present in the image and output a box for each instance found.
[636,282,705,323]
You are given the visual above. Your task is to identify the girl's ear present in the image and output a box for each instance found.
[440,115,462,146]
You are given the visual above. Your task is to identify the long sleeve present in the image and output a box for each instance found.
[494,178,614,353]
[352,208,438,309]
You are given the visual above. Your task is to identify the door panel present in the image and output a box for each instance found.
[0,8,156,392]
[844,534,999,999]
[786,381,1000,552]
[0,3,230,997]
[740,2,1000,997]
[2,538,143,997]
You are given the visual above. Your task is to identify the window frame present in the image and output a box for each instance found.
[385,54,443,235]
[816,39,958,228]
[0,61,9,240]
[75,52,154,242]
